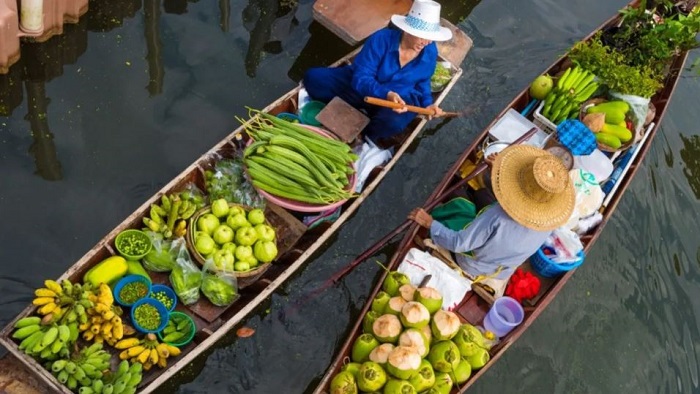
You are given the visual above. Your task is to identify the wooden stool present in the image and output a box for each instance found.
[315,96,370,143]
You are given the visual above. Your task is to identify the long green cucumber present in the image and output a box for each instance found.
[248,155,321,189]
[268,135,343,189]
[246,160,311,190]
[251,180,328,204]
[255,111,350,150]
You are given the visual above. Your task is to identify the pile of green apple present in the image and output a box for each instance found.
[193,198,278,272]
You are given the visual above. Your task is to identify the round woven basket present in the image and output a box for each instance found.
[579,98,634,153]
[186,203,275,289]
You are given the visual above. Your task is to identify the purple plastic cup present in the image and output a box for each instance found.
[482,296,524,338]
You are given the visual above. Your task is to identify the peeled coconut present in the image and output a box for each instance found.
[371,291,391,314]
[408,359,435,392]
[382,271,410,297]
[430,310,461,340]
[427,340,461,373]
[330,370,358,394]
[398,328,430,357]
[386,346,422,380]
[449,359,472,384]
[340,362,362,378]
[356,361,387,392]
[362,311,380,334]
[351,333,379,363]
[383,378,416,394]
[399,302,430,329]
[420,324,433,344]
[368,343,395,366]
[432,372,453,394]
[372,314,402,344]
[398,284,416,301]
[414,286,443,315]
[384,296,407,316]
[465,346,490,370]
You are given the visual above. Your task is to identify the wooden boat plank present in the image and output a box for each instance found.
[312,0,411,45]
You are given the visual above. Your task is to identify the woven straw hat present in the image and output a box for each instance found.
[391,0,452,42]
[491,145,575,231]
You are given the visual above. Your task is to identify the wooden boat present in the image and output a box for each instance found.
[0,30,471,394]
[313,2,691,393]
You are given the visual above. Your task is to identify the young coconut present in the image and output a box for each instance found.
[420,324,433,344]
[398,328,430,357]
[371,291,391,314]
[408,359,435,392]
[430,372,453,394]
[383,378,417,394]
[448,359,472,384]
[340,362,362,378]
[430,310,461,340]
[372,314,402,343]
[351,333,380,363]
[399,301,430,329]
[461,323,490,350]
[452,325,482,357]
[368,343,395,366]
[414,286,443,315]
[385,346,422,380]
[427,340,461,373]
[356,361,387,392]
[330,370,358,394]
[398,284,416,301]
[384,296,407,316]
[382,271,410,297]
[362,311,381,334]
[465,346,490,370]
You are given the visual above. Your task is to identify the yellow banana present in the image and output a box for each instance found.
[112,324,124,340]
[156,343,170,358]
[90,325,101,335]
[149,348,159,364]
[157,357,167,369]
[44,280,63,295]
[127,345,146,358]
[34,288,57,298]
[101,322,113,336]
[119,349,131,360]
[33,297,55,306]
[143,361,153,371]
[165,344,181,357]
[115,338,140,350]
[137,348,151,364]
[102,309,115,321]
[38,302,57,315]
[82,331,95,341]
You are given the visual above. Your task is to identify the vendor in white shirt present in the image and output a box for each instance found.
[408,145,576,297]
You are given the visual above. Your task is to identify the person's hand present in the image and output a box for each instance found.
[408,208,433,229]
[387,91,407,113]
[426,104,444,120]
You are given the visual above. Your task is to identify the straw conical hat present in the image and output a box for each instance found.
[491,145,575,231]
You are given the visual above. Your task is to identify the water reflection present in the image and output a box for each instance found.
[219,0,230,32]
[86,0,141,32]
[242,0,300,77]
[163,0,199,15]
[680,134,700,199]
[144,0,164,96]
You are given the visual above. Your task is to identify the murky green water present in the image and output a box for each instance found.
[1,0,699,393]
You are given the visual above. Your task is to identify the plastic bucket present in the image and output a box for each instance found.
[482,296,524,338]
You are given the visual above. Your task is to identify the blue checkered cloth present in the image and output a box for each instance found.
[556,119,597,155]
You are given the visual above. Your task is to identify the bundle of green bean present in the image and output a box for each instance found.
[240,109,358,205]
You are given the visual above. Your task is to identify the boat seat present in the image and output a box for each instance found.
[414,236,496,305]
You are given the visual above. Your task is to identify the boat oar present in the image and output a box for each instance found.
[280,127,539,316]
[364,96,462,117]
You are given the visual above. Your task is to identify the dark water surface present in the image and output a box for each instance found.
[1,0,699,393]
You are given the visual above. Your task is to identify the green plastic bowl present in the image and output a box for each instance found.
[158,311,196,347]
[115,229,153,260]
[299,101,326,126]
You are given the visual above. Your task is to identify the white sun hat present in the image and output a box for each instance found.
[390,0,453,42]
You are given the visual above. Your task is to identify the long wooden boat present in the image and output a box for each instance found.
[0,30,471,393]
[313,2,691,392]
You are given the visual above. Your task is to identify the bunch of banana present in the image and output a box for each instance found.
[49,343,112,392]
[142,191,205,239]
[115,333,181,371]
[81,283,125,346]
[33,279,93,325]
[13,316,78,361]
[80,360,144,394]
[541,65,600,125]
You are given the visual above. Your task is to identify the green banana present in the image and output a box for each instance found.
[160,194,172,212]
[51,359,68,373]
[116,360,129,377]
[556,67,571,90]
[12,324,41,339]
[568,68,588,92]
[57,370,69,384]
[574,82,599,102]
[73,365,86,381]
[92,379,104,393]
[50,339,64,354]
[151,203,167,217]
[67,376,78,390]
[149,206,164,224]
[41,326,59,347]
[563,66,580,90]
[180,203,197,220]
[19,330,44,350]
[14,316,41,328]
[573,72,595,93]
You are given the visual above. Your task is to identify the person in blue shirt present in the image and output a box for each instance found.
[303,0,453,143]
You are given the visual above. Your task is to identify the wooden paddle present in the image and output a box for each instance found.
[364,96,461,117]
[279,127,539,316]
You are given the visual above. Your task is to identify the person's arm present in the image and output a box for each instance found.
[408,208,495,253]
[351,31,392,100]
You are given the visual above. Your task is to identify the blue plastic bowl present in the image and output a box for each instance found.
[130,298,169,334]
[150,284,177,312]
[276,112,301,123]
[113,275,152,307]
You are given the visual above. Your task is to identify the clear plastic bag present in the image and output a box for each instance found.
[180,182,207,209]
[204,154,265,208]
[200,259,239,307]
[142,231,175,272]
[609,91,650,142]
[168,239,202,305]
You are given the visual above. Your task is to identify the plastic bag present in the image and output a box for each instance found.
[180,182,207,209]
[565,169,604,231]
[168,239,202,305]
[205,155,265,209]
[142,231,175,272]
[543,228,583,263]
[609,91,650,142]
[200,259,239,307]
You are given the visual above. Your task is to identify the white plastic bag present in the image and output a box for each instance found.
[565,169,604,231]
[543,228,583,263]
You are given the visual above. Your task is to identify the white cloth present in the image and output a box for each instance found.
[396,248,472,311]
[353,139,392,192]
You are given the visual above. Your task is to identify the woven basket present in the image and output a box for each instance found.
[579,98,634,153]
[186,203,275,289]
[530,247,585,278]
